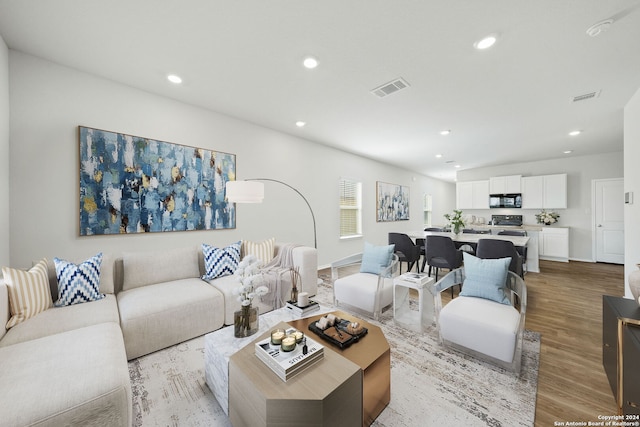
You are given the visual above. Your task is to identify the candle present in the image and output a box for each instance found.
[297,292,309,307]
[271,329,286,345]
[292,330,304,343]
[281,336,296,352]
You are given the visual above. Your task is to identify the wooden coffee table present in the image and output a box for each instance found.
[288,311,391,426]
[208,308,390,427]
[228,321,363,427]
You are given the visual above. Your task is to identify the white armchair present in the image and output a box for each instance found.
[434,267,527,374]
[331,252,399,320]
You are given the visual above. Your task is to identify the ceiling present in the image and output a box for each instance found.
[1,1,639,182]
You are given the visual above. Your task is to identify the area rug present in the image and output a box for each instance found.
[129,281,540,427]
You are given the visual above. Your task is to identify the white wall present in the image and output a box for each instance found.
[624,87,640,297]
[7,51,455,269]
[0,35,9,267]
[456,152,624,262]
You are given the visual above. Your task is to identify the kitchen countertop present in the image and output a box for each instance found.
[435,224,545,232]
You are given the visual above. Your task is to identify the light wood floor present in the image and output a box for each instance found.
[322,259,625,425]
[524,260,623,425]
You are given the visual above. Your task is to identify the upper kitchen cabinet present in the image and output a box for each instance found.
[456,180,489,209]
[489,175,521,194]
[521,173,567,209]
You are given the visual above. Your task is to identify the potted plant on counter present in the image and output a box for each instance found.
[444,209,466,235]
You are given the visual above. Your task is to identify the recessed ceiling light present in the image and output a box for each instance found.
[440,130,451,136]
[167,74,182,84]
[435,154,443,158]
[295,121,306,128]
[569,130,581,136]
[454,164,461,168]
[563,150,573,154]
[303,56,319,69]
[474,34,498,50]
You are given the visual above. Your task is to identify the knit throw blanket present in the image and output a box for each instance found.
[258,243,301,309]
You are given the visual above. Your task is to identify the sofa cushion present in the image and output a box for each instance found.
[122,246,200,291]
[202,242,241,280]
[117,278,224,359]
[0,294,119,348]
[334,272,393,314]
[439,295,520,363]
[54,253,105,307]
[0,322,131,427]
[205,274,285,325]
[242,238,275,266]
[2,259,53,329]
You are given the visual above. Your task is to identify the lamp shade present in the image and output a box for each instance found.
[225,180,264,203]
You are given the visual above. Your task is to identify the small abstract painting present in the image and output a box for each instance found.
[376,181,410,222]
[79,126,236,235]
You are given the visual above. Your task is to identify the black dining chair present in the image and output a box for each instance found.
[497,230,528,275]
[476,238,524,278]
[388,232,421,274]
[424,235,464,297]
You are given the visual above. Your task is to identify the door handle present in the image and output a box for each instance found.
[598,224,603,227]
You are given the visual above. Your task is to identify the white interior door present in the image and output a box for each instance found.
[594,178,624,264]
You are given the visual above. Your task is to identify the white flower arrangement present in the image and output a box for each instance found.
[444,209,466,234]
[535,210,560,226]
[234,255,269,306]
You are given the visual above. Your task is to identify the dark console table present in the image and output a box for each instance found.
[603,295,640,415]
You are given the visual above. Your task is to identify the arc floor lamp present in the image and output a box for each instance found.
[225,178,318,249]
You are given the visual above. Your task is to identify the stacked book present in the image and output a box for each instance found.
[285,299,320,316]
[254,328,324,381]
[399,272,432,285]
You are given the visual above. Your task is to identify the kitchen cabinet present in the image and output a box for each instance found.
[456,180,489,209]
[538,227,569,262]
[489,175,521,194]
[521,174,567,209]
[602,295,640,415]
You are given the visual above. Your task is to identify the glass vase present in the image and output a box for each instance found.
[234,305,259,338]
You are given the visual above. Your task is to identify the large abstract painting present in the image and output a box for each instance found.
[79,126,236,235]
[376,181,410,222]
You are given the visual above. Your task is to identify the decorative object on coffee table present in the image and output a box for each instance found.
[289,266,300,303]
[233,255,269,337]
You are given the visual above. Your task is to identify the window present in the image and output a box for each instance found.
[424,194,433,227]
[339,178,362,238]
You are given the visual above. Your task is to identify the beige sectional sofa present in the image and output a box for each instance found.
[0,241,317,426]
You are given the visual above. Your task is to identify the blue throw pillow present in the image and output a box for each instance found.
[202,242,241,280]
[459,252,512,305]
[360,242,395,275]
[54,253,105,307]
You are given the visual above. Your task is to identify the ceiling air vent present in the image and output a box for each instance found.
[371,78,410,98]
[572,90,601,103]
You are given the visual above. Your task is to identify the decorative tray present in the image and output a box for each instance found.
[308,318,368,349]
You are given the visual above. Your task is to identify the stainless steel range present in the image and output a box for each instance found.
[491,215,523,226]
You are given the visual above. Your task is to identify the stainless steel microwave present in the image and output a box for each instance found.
[489,194,522,208]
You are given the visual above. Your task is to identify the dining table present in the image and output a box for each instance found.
[407,230,530,251]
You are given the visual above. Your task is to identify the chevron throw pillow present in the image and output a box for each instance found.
[202,242,241,280]
[54,253,105,307]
